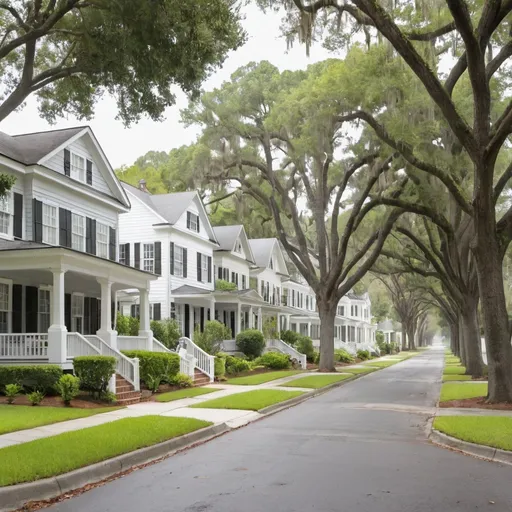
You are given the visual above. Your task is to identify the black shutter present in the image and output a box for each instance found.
[242,275,246,290]
[12,284,22,332]
[134,243,141,269]
[59,208,71,248]
[65,293,72,331]
[84,297,91,335]
[170,242,174,275]
[208,256,212,283]
[200,307,205,331]
[154,241,161,275]
[184,304,190,338]
[186,212,191,229]
[197,216,200,233]
[197,252,202,282]
[90,298,99,333]
[218,267,222,280]
[13,193,22,239]
[130,304,136,318]
[183,248,188,278]
[25,286,38,332]
[111,301,115,328]
[33,199,43,243]
[86,160,93,185]
[64,149,71,177]
[125,243,131,266]
[109,227,116,261]
[86,218,96,255]
[153,303,161,321]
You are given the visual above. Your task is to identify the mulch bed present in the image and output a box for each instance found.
[0,394,113,409]
[440,397,512,410]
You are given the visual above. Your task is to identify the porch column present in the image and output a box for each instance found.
[235,302,242,336]
[97,278,117,350]
[307,322,311,338]
[209,299,215,323]
[189,305,195,340]
[138,286,153,351]
[287,314,292,330]
[257,307,262,330]
[248,306,254,328]
[48,269,67,363]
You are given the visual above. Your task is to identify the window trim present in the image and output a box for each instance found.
[42,202,58,245]
[174,245,185,277]
[70,152,86,183]
[0,278,12,333]
[0,192,13,240]
[119,244,126,265]
[200,253,208,283]
[96,221,110,259]
[71,212,86,252]
[188,211,199,232]
[142,242,155,273]
[38,286,52,333]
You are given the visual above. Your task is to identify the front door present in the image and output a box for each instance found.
[230,311,235,338]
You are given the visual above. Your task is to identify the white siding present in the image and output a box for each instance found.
[283,281,316,312]
[214,253,250,290]
[173,198,213,242]
[254,267,283,305]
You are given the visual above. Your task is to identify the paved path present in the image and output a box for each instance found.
[46,348,512,512]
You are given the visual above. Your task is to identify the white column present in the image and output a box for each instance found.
[138,286,153,351]
[235,302,242,336]
[48,269,67,363]
[307,322,311,338]
[257,307,262,330]
[97,278,117,350]
[189,305,195,340]
[248,306,254,329]
[209,299,215,323]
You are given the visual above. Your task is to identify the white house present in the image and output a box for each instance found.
[377,319,402,345]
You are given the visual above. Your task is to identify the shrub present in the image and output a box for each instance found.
[121,350,180,387]
[150,320,167,345]
[390,342,400,354]
[4,383,22,404]
[215,279,237,291]
[313,350,320,365]
[236,329,265,359]
[214,356,226,379]
[74,356,117,398]
[149,319,181,350]
[27,391,45,406]
[335,349,355,364]
[262,317,278,340]
[128,316,140,336]
[0,365,62,394]
[256,352,291,370]
[296,336,315,363]
[100,390,117,404]
[170,372,194,388]
[280,330,301,346]
[56,374,81,406]
[194,320,232,355]
[224,355,251,375]
[145,374,161,393]
[357,349,370,361]
[116,313,130,335]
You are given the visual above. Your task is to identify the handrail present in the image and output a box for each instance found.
[267,339,307,369]
[179,336,215,382]
[152,338,172,353]
[67,333,101,358]
[0,333,48,359]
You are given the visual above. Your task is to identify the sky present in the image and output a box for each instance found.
[0,4,333,169]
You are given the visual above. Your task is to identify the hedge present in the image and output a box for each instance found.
[0,365,62,394]
[256,352,291,370]
[121,350,180,386]
[74,356,116,398]
[236,329,265,359]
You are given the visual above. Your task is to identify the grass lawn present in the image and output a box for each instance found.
[434,416,512,451]
[445,357,462,364]
[191,389,304,411]
[442,374,473,382]
[0,416,210,487]
[155,387,217,403]
[440,382,488,402]
[341,367,378,374]
[364,361,398,368]
[0,405,119,435]
[283,374,353,389]
[443,366,467,375]
[226,370,302,385]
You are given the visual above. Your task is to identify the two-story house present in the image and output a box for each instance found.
[281,278,318,337]
[118,180,218,339]
[0,127,157,390]
[334,292,376,348]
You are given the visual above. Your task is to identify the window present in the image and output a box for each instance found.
[201,254,208,282]
[96,222,109,258]
[42,203,57,245]
[71,213,85,251]
[170,303,183,327]
[0,192,11,236]
[0,282,9,333]
[269,258,274,269]
[234,239,242,253]
[306,296,309,310]
[242,275,246,290]
[38,288,51,333]
[143,243,155,273]
[188,212,199,232]
[119,244,126,265]
[341,325,346,342]
[71,153,85,182]
[173,245,184,277]
[71,294,84,333]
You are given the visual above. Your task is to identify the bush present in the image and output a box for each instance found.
[236,329,265,359]
[100,390,117,404]
[256,352,291,370]
[0,365,62,394]
[27,391,45,406]
[194,320,232,355]
[121,350,180,387]
[280,330,301,346]
[5,383,22,404]
[56,374,81,406]
[390,342,400,354]
[335,349,355,364]
[296,336,315,363]
[128,316,140,336]
[224,355,251,375]
[215,279,237,291]
[170,372,193,388]
[116,313,130,335]
[74,356,117,398]
[214,356,226,379]
[150,319,181,350]
[357,349,370,361]
[262,317,278,340]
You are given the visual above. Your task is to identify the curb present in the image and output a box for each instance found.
[429,429,512,466]
[0,423,229,512]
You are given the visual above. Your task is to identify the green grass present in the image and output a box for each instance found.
[0,416,210,486]
[155,387,217,402]
[443,366,467,375]
[440,382,488,402]
[283,374,353,389]
[364,361,398,368]
[0,405,119,435]
[434,416,512,451]
[445,357,461,364]
[191,389,304,411]
[341,367,378,374]
[442,374,473,382]
[226,370,302,385]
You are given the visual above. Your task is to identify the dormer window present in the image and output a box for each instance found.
[71,153,85,182]
[234,239,242,253]
[269,257,274,270]
[0,192,12,237]
[187,212,200,232]
[64,149,93,185]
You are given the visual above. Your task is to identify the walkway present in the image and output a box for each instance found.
[46,348,512,512]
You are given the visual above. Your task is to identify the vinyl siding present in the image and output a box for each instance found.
[214,253,250,290]
[173,198,213,242]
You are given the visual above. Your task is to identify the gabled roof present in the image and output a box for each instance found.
[213,225,255,264]
[249,238,277,268]
[378,319,402,331]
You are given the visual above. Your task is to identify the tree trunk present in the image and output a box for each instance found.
[460,298,484,378]
[401,326,407,351]
[407,322,415,351]
[450,322,459,357]
[318,300,337,372]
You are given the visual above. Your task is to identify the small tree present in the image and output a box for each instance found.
[236,329,266,359]
[194,320,232,355]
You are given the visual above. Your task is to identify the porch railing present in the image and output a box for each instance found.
[67,333,101,358]
[266,339,307,369]
[152,338,172,353]
[179,337,215,382]
[117,336,147,351]
[0,333,48,359]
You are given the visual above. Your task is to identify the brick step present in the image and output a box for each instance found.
[193,369,211,387]
[116,396,142,406]
[116,390,141,400]
[116,384,133,393]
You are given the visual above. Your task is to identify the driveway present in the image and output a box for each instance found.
[48,348,512,512]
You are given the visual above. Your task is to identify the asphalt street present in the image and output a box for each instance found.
[48,348,512,512]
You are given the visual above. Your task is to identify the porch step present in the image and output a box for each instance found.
[115,373,141,405]
[193,368,211,386]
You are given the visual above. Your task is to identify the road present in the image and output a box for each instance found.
[48,348,512,512]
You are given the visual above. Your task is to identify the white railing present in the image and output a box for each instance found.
[266,339,307,369]
[179,351,196,378]
[179,337,215,382]
[117,336,147,351]
[152,338,172,353]
[0,333,48,359]
[220,339,237,353]
[67,333,101,358]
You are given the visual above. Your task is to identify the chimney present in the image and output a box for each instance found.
[138,179,147,192]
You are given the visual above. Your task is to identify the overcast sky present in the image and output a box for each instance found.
[0,4,333,169]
